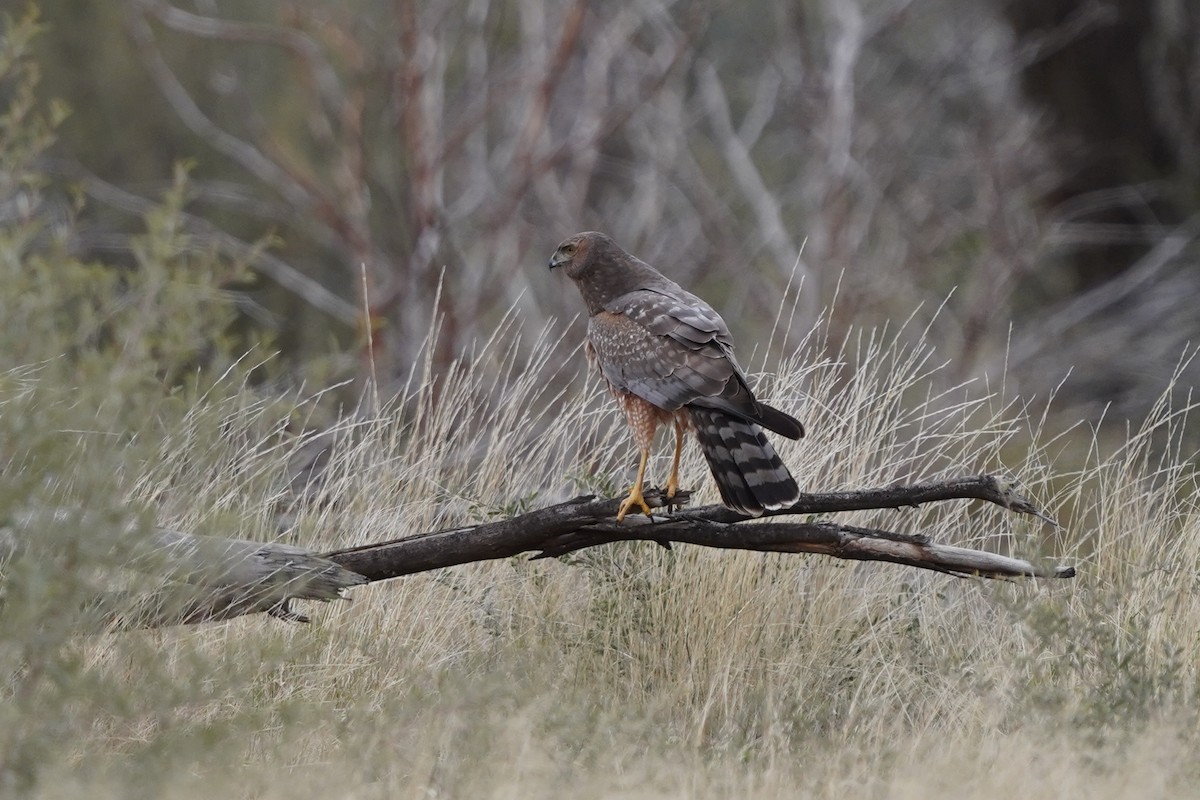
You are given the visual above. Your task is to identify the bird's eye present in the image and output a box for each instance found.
[562,243,577,255]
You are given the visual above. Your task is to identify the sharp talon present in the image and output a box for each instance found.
[616,486,653,523]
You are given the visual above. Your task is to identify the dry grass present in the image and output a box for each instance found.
[6,305,1200,798]
[4,7,1198,794]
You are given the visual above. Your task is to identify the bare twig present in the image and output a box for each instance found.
[61,164,360,325]
[125,0,316,212]
[696,59,815,307]
[131,0,348,120]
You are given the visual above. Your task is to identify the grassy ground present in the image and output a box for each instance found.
[5,311,1199,799]
[4,10,1199,795]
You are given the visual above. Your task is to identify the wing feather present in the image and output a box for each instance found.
[589,290,766,423]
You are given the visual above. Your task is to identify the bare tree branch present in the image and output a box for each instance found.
[1015,213,1200,364]
[327,473,1064,582]
[66,474,1071,632]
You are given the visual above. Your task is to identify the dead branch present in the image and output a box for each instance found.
[80,474,1072,631]
[325,474,1066,581]
[0,516,367,630]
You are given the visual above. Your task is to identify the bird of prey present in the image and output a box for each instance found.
[549,231,804,521]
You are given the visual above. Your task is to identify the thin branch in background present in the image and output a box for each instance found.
[361,261,380,411]
[60,163,359,325]
[1015,214,1200,364]
[138,0,349,126]
[125,0,317,212]
[696,60,815,315]
[823,0,862,181]
[508,0,588,182]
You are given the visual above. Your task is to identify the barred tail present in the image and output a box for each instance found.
[688,407,800,516]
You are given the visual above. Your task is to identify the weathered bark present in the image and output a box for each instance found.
[64,473,1072,630]
[106,528,368,626]
[326,474,1068,582]
[1,515,367,629]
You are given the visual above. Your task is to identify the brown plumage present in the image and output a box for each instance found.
[549,231,804,520]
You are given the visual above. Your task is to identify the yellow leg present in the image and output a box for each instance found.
[617,447,654,523]
[665,419,685,500]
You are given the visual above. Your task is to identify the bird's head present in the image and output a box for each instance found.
[548,231,604,280]
[549,231,664,314]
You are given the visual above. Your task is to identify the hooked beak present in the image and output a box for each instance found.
[548,251,567,270]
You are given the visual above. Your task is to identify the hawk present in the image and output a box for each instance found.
[549,231,804,521]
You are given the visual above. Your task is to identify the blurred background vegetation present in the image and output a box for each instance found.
[4,3,1200,796]
[14,0,1200,425]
